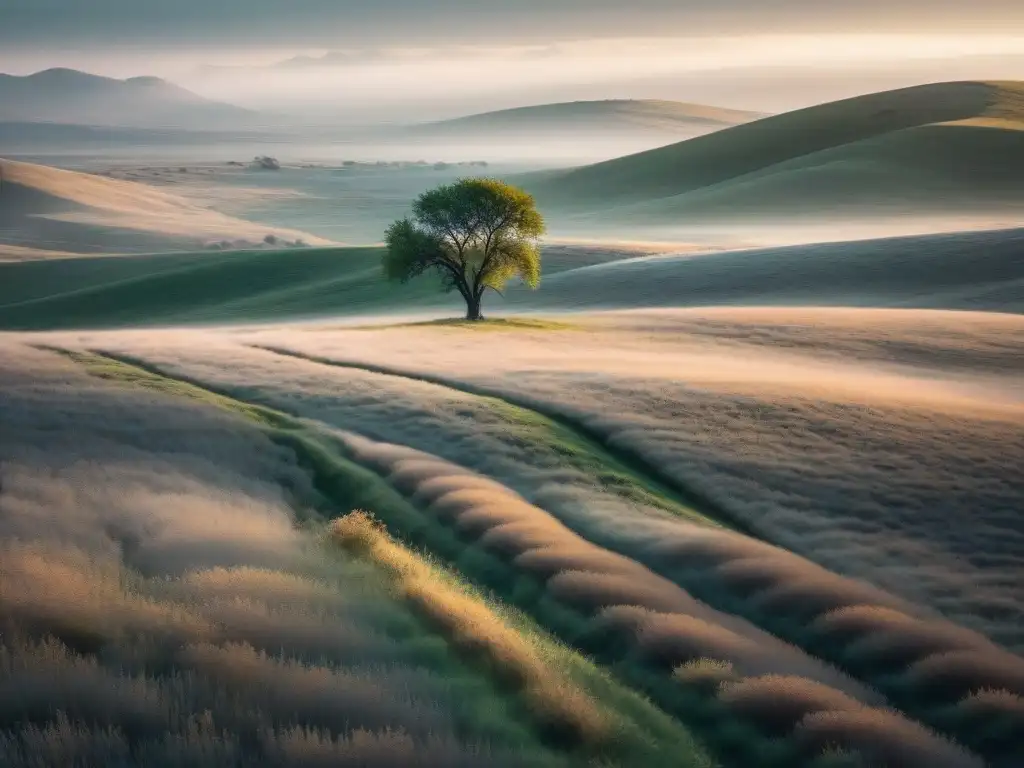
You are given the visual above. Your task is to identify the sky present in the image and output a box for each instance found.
[2,1,1024,118]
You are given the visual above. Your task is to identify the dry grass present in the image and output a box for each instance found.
[904,650,1024,701]
[168,311,1023,763]
[20,318,1019,766]
[208,312,1023,655]
[334,435,871,696]
[814,606,986,668]
[182,567,339,606]
[794,708,982,768]
[957,688,1024,720]
[672,659,738,692]
[330,511,610,747]
[177,640,447,737]
[0,345,581,766]
[718,676,863,735]
[0,543,214,650]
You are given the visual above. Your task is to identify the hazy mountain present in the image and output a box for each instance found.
[0,68,258,129]
[412,99,762,138]
[421,99,760,132]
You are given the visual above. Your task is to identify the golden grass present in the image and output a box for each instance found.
[795,707,981,768]
[718,675,863,735]
[182,567,336,605]
[0,543,212,648]
[672,658,738,691]
[329,511,610,746]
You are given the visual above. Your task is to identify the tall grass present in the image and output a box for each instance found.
[41,342,1000,767]
[321,446,981,767]
[330,511,712,766]
[0,347,589,767]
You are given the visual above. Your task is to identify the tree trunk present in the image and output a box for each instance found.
[465,293,483,321]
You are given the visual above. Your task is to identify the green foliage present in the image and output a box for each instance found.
[384,179,546,319]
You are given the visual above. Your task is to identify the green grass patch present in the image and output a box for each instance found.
[484,398,715,524]
[45,347,293,430]
[0,247,452,330]
[256,345,729,531]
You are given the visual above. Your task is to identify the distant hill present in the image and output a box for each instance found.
[0,69,256,129]
[415,99,762,138]
[0,158,328,254]
[526,82,1024,222]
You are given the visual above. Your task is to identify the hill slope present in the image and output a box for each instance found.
[507,228,1024,314]
[0,158,328,254]
[0,68,255,129]
[527,82,1024,222]
[0,227,1020,330]
[417,99,761,137]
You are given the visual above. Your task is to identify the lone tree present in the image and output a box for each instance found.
[384,179,545,320]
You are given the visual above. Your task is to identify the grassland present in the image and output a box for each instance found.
[0,247,450,328]
[1,341,721,768]
[505,227,1024,314]
[1,225,1021,331]
[9,303,1019,766]
[2,78,1023,768]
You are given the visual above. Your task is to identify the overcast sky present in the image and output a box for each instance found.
[4,0,1024,46]
[2,1,1023,117]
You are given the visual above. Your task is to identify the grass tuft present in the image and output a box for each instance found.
[330,511,611,747]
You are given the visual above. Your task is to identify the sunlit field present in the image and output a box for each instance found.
[3,297,1021,767]
[2,58,1024,768]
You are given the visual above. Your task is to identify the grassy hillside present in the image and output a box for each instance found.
[0,247,451,329]
[507,227,1024,314]
[1,227,1021,330]
[0,244,640,329]
[526,81,1024,220]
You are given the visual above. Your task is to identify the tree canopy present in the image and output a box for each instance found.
[383,178,545,320]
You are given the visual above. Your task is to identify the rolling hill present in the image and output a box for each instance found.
[526,81,1024,222]
[507,227,1024,314]
[1,227,1020,330]
[0,68,256,129]
[0,158,328,255]
[415,99,762,138]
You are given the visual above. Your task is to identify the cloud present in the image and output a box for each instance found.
[3,0,1023,51]
[158,32,1024,119]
